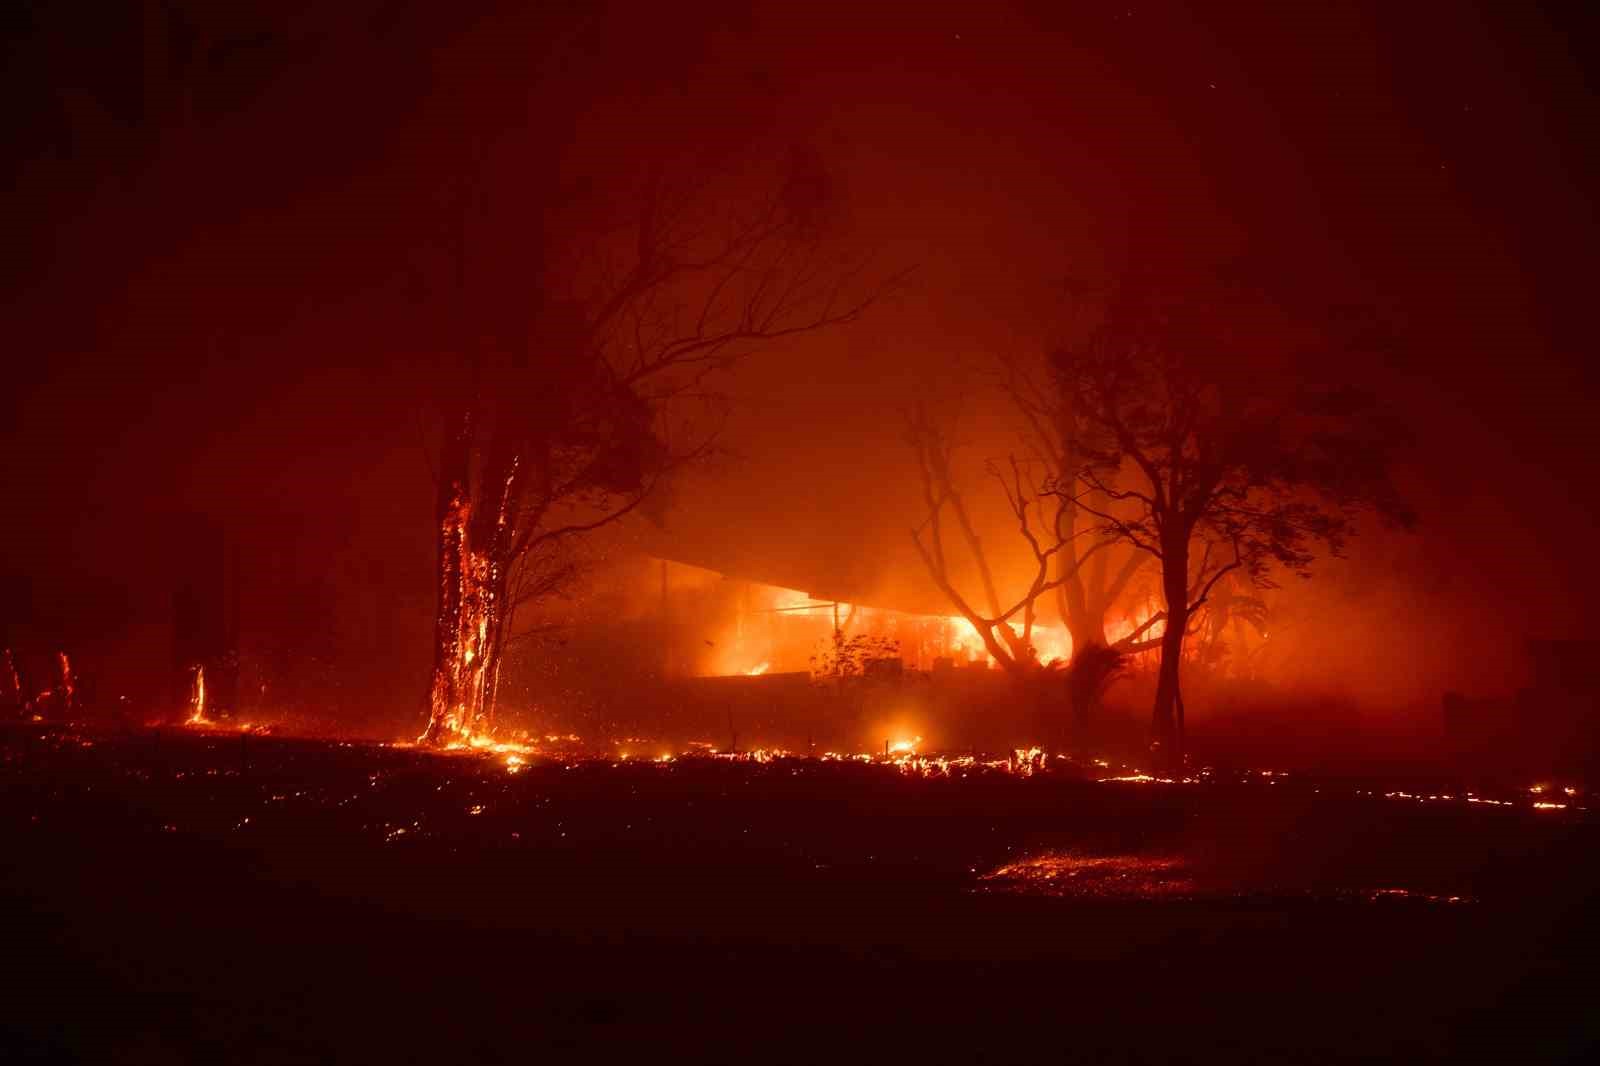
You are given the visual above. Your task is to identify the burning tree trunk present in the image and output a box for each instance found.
[426,532,512,744]
[422,407,537,745]
[423,415,473,743]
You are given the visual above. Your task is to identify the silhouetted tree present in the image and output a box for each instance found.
[906,396,1162,752]
[996,348,1153,657]
[420,149,888,746]
[1051,276,1413,769]
[907,403,1099,677]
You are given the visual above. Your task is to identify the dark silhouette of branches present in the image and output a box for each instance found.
[1051,272,1414,767]
[906,402,1107,678]
[994,347,1151,657]
[421,147,898,744]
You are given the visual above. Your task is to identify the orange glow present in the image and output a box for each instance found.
[981,852,1196,898]
[1107,606,1165,648]
[671,559,1090,677]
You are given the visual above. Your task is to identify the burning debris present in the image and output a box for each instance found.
[979,854,1481,905]
[3,648,79,720]
[980,852,1198,899]
[1,717,1584,924]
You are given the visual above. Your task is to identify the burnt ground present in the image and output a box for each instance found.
[1,722,1597,1064]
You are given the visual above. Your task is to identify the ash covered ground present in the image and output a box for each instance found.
[2,722,1597,1063]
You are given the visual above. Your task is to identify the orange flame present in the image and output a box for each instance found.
[187,665,207,725]
[57,652,73,711]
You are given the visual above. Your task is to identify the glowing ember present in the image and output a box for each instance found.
[981,852,1196,899]
[1010,746,1046,776]
[1100,773,1179,784]
[713,747,784,763]
[1365,889,1473,905]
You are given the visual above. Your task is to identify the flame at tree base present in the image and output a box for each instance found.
[420,482,513,749]
[187,665,207,725]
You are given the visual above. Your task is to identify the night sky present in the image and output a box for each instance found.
[3,1,1597,714]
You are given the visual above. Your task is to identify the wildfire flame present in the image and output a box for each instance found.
[188,665,207,725]
[57,652,73,711]
[747,662,770,676]
[422,491,506,747]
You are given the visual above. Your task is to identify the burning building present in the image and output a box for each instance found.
[549,556,1094,754]
[649,556,1073,680]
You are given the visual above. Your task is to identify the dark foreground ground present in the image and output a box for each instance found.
[2,722,1597,1064]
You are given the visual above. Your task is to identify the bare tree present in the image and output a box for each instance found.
[906,403,1117,677]
[1051,276,1413,768]
[419,150,891,746]
[997,348,1157,653]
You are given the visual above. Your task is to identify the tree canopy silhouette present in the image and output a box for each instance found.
[1051,274,1414,768]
